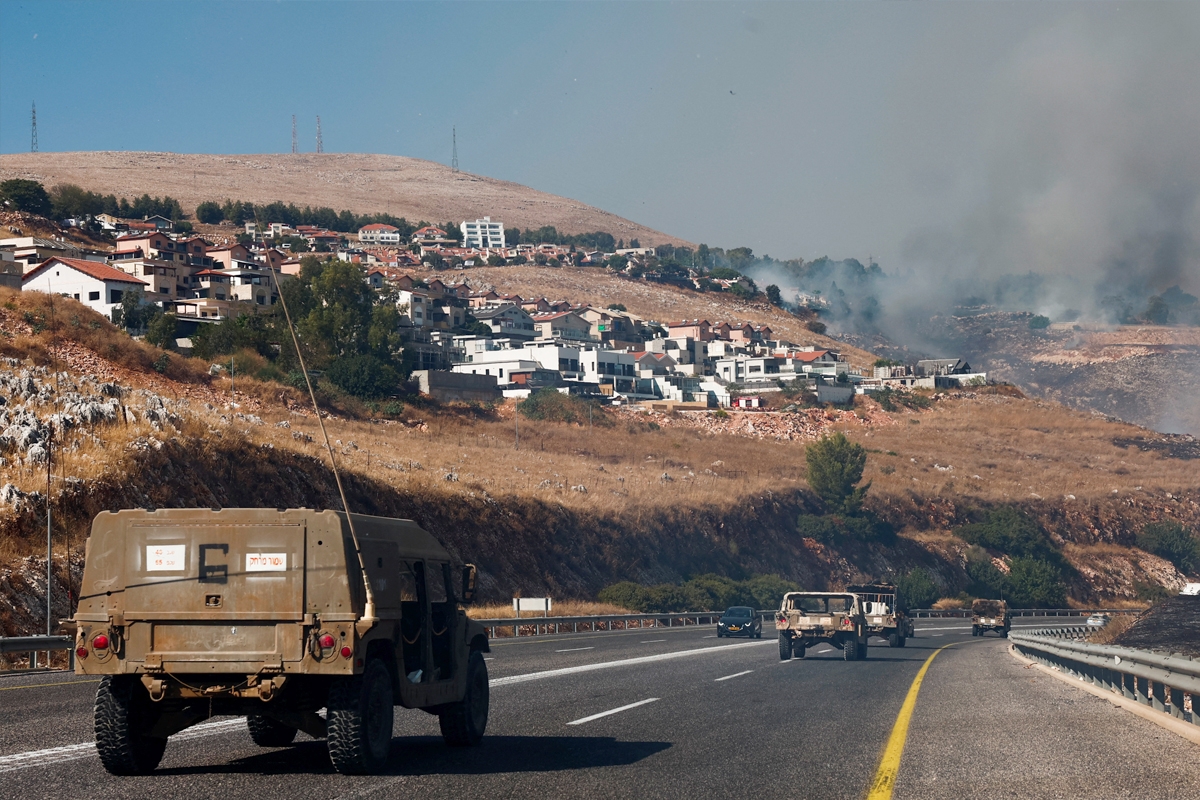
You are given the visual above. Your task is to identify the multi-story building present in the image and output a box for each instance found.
[460,216,505,249]
[22,257,148,318]
[358,224,402,246]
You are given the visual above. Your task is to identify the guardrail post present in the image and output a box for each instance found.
[30,651,38,670]
[1121,672,1136,700]
[1135,676,1150,705]
[1169,687,1186,719]
[1151,681,1166,712]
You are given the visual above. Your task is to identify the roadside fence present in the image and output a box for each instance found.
[1010,626,1200,727]
[0,635,74,672]
[907,608,1144,619]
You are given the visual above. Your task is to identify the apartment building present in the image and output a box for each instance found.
[460,216,505,249]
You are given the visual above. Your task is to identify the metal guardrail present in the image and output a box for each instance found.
[473,612,733,639]
[0,635,73,671]
[1011,627,1200,726]
[908,608,1144,619]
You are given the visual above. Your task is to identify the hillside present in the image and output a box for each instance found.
[0,151,689,247]
[3,286,1197,637]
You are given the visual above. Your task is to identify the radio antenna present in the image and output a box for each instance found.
[254,209,376,623]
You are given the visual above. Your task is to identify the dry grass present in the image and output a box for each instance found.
[1088,613,1137,644]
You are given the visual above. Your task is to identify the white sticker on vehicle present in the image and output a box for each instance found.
[246,553,287,572]
[146,544,185,571]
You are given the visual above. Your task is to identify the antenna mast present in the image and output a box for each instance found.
[451,127,458,172]
[31,102,38,153]
[315,116,324,154]
[291,115,297,154]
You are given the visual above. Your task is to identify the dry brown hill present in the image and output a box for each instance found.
[0,151,689,246]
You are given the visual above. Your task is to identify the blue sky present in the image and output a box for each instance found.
[2,1,1198,280]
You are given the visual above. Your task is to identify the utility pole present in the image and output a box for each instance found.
[291,115,298,154]
[316,116,324,154]
[451,127,458,172]
[31,101,38,153]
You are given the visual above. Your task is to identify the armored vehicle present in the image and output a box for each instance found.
[775,592,869,661]
[73,508,489,776]
[848,582,914,648]
[971,598,1011,637]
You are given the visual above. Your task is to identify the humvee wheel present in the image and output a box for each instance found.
[857,640,868,660]
[94,676,167,775]
[971,627,979,637]
[327,658,394,774]
[887,632,900,648]
[1000,629,1009,639]
[247,715,298,747]
[794,643,806,659]
[842,638,857,661]
[779,635,792,661]
[440,650,490,746]
[898,635,907,648]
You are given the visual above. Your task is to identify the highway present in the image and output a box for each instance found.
[3,619,1199,799]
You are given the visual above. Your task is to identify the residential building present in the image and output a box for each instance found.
[22,257,148,317]
[531,310,593,342]
[471,304,536,338]
[358,223,402,246]
[0,237,106,271]
[667,319,714,342]
[460,216,505,249]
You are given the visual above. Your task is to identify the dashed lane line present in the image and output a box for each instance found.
[640,639,666,643]
[555,647,595,653]
[567,698,659,726]
[714,670,753,682]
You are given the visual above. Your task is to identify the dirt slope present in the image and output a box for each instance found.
[0,151,690,246]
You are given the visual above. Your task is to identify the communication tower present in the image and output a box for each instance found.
[316,116,324,154]
[31,102,38,153]
[291,115,297,154]
[452,127,458,172]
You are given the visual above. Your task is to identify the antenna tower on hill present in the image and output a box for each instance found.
[452,127,458,172]
[316,115,324,154]
[31,102,38,153]
[291,115,297,154]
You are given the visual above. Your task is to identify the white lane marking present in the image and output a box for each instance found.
[714,670,754,682]
[640,639,666,643]
[702,635,717,639]
[931,633,944,637]
[555,647,595,653]
[490,638,774,687]
[0,718,246,774]
[484,657,494,661]
[567,698,659,726]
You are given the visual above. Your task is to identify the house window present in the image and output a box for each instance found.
[110,289,123,303]
[88,291,100,301]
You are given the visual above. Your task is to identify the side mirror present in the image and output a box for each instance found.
[461,564,478,605]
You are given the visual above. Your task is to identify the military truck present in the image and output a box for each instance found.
[848,582,915,648]
[971,598,1011,637]
[73,508,490,776]
[775,592,869,661]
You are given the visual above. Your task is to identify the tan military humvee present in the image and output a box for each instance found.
[775,592,869,661]
[971,598,1011,637]
[73,508,489,776]
[848,582,915,648]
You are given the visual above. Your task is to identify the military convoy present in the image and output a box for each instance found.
[73,508,489,775]
[971,598,1011,637]
[775,581,917,661]
[848,582,914,648]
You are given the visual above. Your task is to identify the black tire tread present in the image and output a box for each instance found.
[247,714,298,747]
[439,650,489,746]
[326,659,393,774]
[779,634,792,661]
[94,676,167,775]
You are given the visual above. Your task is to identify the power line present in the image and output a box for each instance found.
[31,101,38,153]
[291,114,297,154]
[451,126,458,172]
[316,115,324,154]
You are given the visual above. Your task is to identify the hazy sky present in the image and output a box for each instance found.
[2,1,1198,275]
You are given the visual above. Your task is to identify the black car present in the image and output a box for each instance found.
[716,606,762,638]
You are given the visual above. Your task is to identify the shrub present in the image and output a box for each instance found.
[805,432,870,514]
[956,506,1062,566]
[324,354,399,399]
[1029,315,1051,329]
[796,511,894,543]
[518,388,610,426]
[145,312,178,350]
[1006,557,1066,608]
[1136,521,1200,576]
[0,178,52,216]
[597,574,801,613]
[597,582,651,611]
[896,568,939,611]
[805,320,827,335]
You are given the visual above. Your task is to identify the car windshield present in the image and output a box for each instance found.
[723,607,752,618]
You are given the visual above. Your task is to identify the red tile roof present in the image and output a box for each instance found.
[359,223,399,232]
[24,257,147,286]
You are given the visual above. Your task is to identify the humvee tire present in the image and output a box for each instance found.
[94,676,167,775]
[1000,629,1009,639]
[898,635,907,648]
[247,715,299,747]
[779,634,792,661]
[439,650,490,746]
[794,643,806,659]
[843,638,857,661]
[887,632,901,648]
[327,658,394,775]
[857,640,868,660]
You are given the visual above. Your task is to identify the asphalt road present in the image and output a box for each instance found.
[3,619,1199,799]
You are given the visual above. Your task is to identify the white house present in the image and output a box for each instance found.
[460,216,505,249]
[23,257,148,318]
[358,223,402,246]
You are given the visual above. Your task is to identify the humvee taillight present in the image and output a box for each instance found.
[92,633,110,650]
[340,646,352,659]
[76,646,88,660]
[318,634,336,649]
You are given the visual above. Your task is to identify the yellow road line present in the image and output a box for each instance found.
[0,679,99,692]
[866,642,960,800]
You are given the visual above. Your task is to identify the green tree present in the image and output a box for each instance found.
[1029,315,1051,329]
[606,303,627,312]
[486,254,505,266]
[896,568,939,611]
[957,507,1061,566]
[324,354,399,399]
[805,431,870,514]
[597,582,651,611]
[195,201,224,224]
[0,179,52,216]
[145,313,178,350]
[765,284,782,305]
[1137,521,1200,575]
[49,184,104,220]
[1006,557,1066,608]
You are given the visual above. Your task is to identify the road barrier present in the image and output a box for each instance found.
[908,608,1144,619]
[474,612,729,639]
[0,635,74,671]
[1010,627,1200,726]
